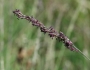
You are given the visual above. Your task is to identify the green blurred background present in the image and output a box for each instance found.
[0,0,90,70]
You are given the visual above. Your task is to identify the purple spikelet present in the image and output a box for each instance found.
[13,9,90,61]
[13,9,78,52]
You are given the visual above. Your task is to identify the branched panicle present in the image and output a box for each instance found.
[13,9,78,52]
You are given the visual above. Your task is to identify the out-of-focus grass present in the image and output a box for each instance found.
[0,0,90,70]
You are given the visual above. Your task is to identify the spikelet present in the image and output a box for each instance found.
[13,9,90,61]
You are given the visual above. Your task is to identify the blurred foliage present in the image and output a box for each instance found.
[0,0,90,70]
